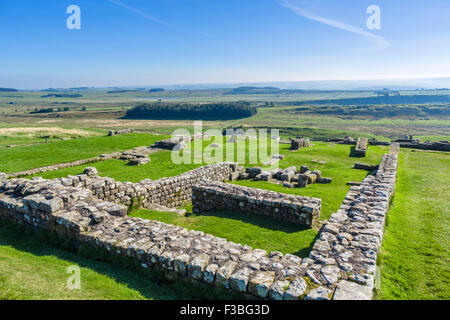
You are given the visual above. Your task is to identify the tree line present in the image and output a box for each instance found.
[124,102,257,120]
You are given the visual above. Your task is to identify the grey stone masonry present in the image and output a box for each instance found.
[300,143,400,300]
[6,154,119,179]
[0,145,400,300]
[354,138,368,157]
[0,176,308,299]
[153,133,208,151]
[37,162,237,209]
[192,181,321,227]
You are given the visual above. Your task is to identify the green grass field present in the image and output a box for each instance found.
[0,123,448,300]
[2,88,449,141]
[130,208,318,258]
[0,133,167,173]
[233,142,388,220]
[0,221,237,300]
[376,149,450,300]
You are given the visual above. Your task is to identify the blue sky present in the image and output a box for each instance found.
[1,0,450,89]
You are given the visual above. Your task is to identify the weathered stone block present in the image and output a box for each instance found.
[248,271,275,298]
[333,280,373,300]
[229,267,252,292]
[215,261,237,289]
[188,253,210,280]
[284,278,307,300]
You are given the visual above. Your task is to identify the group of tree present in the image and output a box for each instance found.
[41,93,83,98]
[124,102,257,120]
[149,88,165,93]
[374,88,400,96]
[225,86,304,95]
[30,107,71,114]
[0,87,18,92]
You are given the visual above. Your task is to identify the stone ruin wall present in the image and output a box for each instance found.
[301,143,400,299]
[327,136,449,151]
[0,144,400,300]
[6,154,117,179]
[192,181,321,227]
[0,175,317,300]
[54,162,236,209]
[5,135,203,179]
[354,137,368,157]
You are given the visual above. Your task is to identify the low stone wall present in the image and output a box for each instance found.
[192,182,321,227]
[354,162,378,171]
[300,143,400,300]
[0,176,316,300]
[354,138,368,157]
[398,140,450,152]
[6,154,119,179]
[54,162,237,208]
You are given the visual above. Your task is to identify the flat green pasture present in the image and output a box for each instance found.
[0,133,167,173]
[376,149,450,300]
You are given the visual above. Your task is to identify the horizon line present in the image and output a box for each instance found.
[3,76,450,91]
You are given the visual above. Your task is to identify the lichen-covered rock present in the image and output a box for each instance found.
[188,253,210,280]
[83,167,98,177]
[284,278,307,300]
[229,267,253,292]
[248,271,275,298]
[215,261,237,289]
[203,264,219,284]
[269,280,290,300]
[173,254,191,275]
[333,280,373,300]
[304,287,331,300]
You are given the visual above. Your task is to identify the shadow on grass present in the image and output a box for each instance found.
[0,221,235,300]
[292,231,320,258]
[195,211,321,258]
[194,210,312,234]
[349,146,365,158]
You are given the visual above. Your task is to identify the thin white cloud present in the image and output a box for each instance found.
[107,0,238,54]
[277,0,389,49]
[108,0,174,28]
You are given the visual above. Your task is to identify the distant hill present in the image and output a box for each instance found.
[289,94,450,106]
[106,90,141,93]
[149,88,165,93]
[41,94,83,98]
[225,86,305,95]
[294,104,450,119]
[0,88,18,92]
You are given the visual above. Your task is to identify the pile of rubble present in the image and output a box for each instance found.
[290,138,311,151]
[153,133,208,151]
[108,128,134,136]
[117,146,161,165]
[234,165,332,189]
